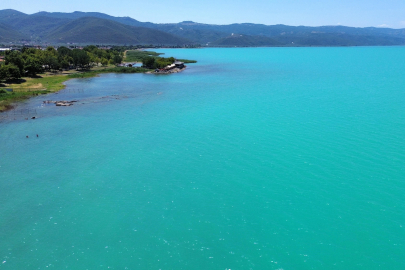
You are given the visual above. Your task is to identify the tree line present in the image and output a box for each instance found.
[142,56,176,69]
[0,45,123,82]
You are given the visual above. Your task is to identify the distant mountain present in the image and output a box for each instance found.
[1,9,405,46]
[273,33,405,46]
[0,10,71,39]
[0,9,28,20]
[33,11,151,27]
[211,34,282,46]
[0,22,28,42]
[0,10,192,45]
[153,23,405,45]
[45,17,191,45]
[6,16,71,39]
[151,26,229,44]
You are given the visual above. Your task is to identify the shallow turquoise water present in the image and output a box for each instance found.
[1,47,405,269]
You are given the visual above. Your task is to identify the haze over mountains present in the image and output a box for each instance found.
[1,9,405,46]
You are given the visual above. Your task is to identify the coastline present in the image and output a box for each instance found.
[1,48,196,113]
[0,66,152,112]
[146,66,187,74]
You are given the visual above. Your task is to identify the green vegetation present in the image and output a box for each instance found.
[0,22,28,42]
[0,45,196,112]
[142,56,176,69]
[0,66,153,111]
[0,90,50,111]
[0,45,124,82]
[3,9,405,46]
[0,74,69,111]
[125,50,197,68]
[67,67,151,78]
[177,59,197,63]
[124,50,162,62]
[44,17,191,45]
[0,45,135,111]
[101,67,151,73]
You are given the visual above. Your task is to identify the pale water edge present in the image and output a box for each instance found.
[1,47,405,269]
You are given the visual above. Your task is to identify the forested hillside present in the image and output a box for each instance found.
[1,9,405,46]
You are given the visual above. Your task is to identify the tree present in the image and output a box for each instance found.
[40,47,60,71]
[46,46,57,54]
[42,53,59,71]
[5,51,24,75]
[154,57,175,69]
[8,64,21,79]
[112,54,122,65]
[24,55,43,76]
[57,46,72,58]
[0,64,21,80]
[142,56,155,68]
[72,49,90,69]
[83,45,97,52]
[101,58,108,67]
[0,65,8,81]
[60,55,73,69]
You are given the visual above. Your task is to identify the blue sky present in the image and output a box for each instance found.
[3,0,405,28]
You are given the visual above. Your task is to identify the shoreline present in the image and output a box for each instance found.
[0,66,153,112]
[1,48,196,113]
[146,66,187,74]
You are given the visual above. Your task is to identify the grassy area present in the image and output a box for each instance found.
[124,50,162,62]
[0,74,69,111]
[0,48,196,112]
[177,59,197,63]
[124,50,198,64]
[67,67,152,78]
[0,90,51,111]
[0,66,153,112]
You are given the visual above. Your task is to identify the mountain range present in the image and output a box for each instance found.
[1,9,405,46]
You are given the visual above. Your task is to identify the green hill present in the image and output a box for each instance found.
[1,9,405,46]
[0,9,28,21]
[0,9,71,39]
[0,22,28,42]
[151,26,228,44]
[33,11,151,27]
[5,16,71,39]
[211,34,282,46]
[45,17,192,45]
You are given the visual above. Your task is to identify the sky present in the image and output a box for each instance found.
[2,0,405,28]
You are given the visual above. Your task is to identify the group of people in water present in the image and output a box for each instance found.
[26,134,39,138]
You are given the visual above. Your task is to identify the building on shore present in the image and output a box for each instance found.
[154,61,186,74]
[174,61,185,69]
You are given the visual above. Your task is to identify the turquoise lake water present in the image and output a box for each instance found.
[1,47,405,269]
